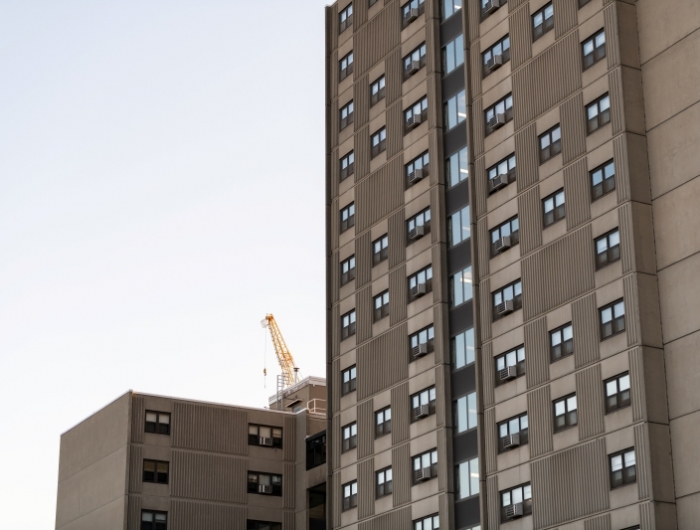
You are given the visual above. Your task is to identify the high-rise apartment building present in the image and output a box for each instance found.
[325,2,699,530]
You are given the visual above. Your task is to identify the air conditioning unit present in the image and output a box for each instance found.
[259,437,274,447]
[406,113,423,128]
[408,225,426,240]
[505,503,524,519]
[502,433,521,450]
[258,484,273,495]
[406,60,421,75]
[486,54,504,72]
[489,173,509,193]
[412,342,429,359]
[410,283,427,298]
[407,168,425,185]
[488,113,506,130]
[415,403,431,419]
[414,467,432,482]
[499,365,518,382]
[496,299,515,316]
[494,236,512,253]
[406,7,420,22]
[484,0,501,14]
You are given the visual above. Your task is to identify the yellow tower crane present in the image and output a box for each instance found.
[261,314,300,391]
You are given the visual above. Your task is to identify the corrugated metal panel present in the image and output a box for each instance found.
[389,265,408,325]
[332,415,341,469]
[386,48,402,105]
[521,225,595,320]
[584,513,611,530]
[391,382,410,445]
[169,500,246,530]
[172,402,247,455]
[355,1,400,77]
[283,462,295,509]
[332,252,340,304]
[356,155,404,232]
[331,198,340,252]
[355,75,370,129]
[332,304,340,359]
[355,0,369,26]
[131,395,145,444]
[518,185,543,254]
[576,363,605,441]
[640,502,655,530]
[473,98,484,158]
[609,68,624,135]
[391,444,412,507]
[127,495,142,530]
[479,278,492,341]
[358,458,376,519]
[357,324,409,400]
[509,4,532,69]
[512,31,582,129]
[629,347,647,422]
[531,438,610,527]
[284,511,295,530]
[561,93,586,165]
[487,475,499,530]
[170,450,247,503]
[388,209,406,267]
[355,125,371,181]
[618,203,635,274]
[332,358,341,414]
[484,408,497,474]
[482,341,495,407]
[357,285,374,344]
[333,471,342,528]
[509,0,529,12]
[283,417,296,462]
[515,123,539,192]
[573,293,600,368]
[474,156,487,218]
[477,218,490,279]
[634,423,651,500]
[356,231,372,288]
[387,101,404,158]
[128,444,142,494]
[470,46,482,98]
[359,505,412,530]
[527,385,554,457]
[358,399,375,459]
[623,275,640,347]
[564,158,591,230]
[614,134,630,203]
[554,0,578,38]
[467,0,480,43]
[525,316,549,389]
[604,3,620,69]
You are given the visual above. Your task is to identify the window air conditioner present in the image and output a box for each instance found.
[494,236,512,253]
[410,282,428,297]
[499,365,518,382]
[496,299,515,316]
[502,433,521,449]
[409,225,426,240]
[259,437,274,447]
[258,484,273,495]
[487,54,504,72]
[505,503,524,519]
[488,113,507,130]
[408,168,425,185]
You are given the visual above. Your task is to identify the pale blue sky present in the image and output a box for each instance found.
[0,1,330,527]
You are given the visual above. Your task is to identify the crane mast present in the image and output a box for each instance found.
[261,314,300,390]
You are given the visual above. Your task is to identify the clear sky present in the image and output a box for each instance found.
[0,1,330,527]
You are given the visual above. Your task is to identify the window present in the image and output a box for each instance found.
[375,407,392,437]
[339,3,353,33]
[406,151,430,186]
[485,94,513,134]
[342,422,357,452]
[600,299,625,339]
[410,325,435,359]
[443,0,462,20]
[481,0,503,18]
[454,392,477,433]
[411,387,436,421]
[582,29,606,69]
[492,280,523,320]
[407,208,431,241]
[339,51,354,81]
[445,89,467,130]
[370,75,386,106]
[482,35,511,77]
[342,480,357,510]
[455,458,480,499]
[143,460,169,484]
[342,365,357,394]
[402,0,425,28]
[591,160,616,201]
[340,203,355,232]
[501,484,532,521]
[141,510,167,530]
[448,206,470,247]
[340,101,354,130]
[403,43,427,78]
[340,151,355,181]
[579,0,592,6]
[248,472,283,496]
[370,0,379,5]
[539,124,561,163]
[376,467,393,498]
[605,372,631,413]
[341,256,356,285]
[443,34,464,74]
[409,266,433,300]
[490,216,519,256]
[341,310,356,340]
[446,146,468,187]
[306,431,326,470]
[495,345,526,384]
[550,324,573,362]
[610,448,636,489]
[452,328,475,369]
[248,424,283,448]
[371,127,387,158]
[405,96,428,132]
[373,291,390,321]
[532,2,554,41]
[414,515,440,530]
[488,154,516,193]
[412,449,438,483]
[543,189,566,227]
[554,394,578,432]
[498,413,528,452]
[595,229,620,269]
[373,235,389,265]
[248,522,281,530]
[450,266,473,307]
[586,93,611,133]
[145,411,170,435]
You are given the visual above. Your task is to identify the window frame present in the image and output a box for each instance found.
[372,234,389,266]
[442,34,465,75]
[455,457,480,500]
[487,153,516,193]
[406,151,430,187]
[454,392,477,434]
[582,29,606,70]
[340,255,356,286]
[373,290,390,322]
[408,265,434,301]
[305,431,326,470]
[539,124,562,164]
[339,100,354,131]
[448,205,471,247]
[532,2,554,41]
[375,466,393,498]
[404,96,429,133]
[414,514,440,530]
[412,449,438,484]
[446,146,469,187]
[340,150,355,181]
[586,93,611,134]
[341,421,357,452]
[342,480,358,511]
[411,386,437,422]
[247,521,282,530]
[340,202,355,232]
[490,216,519,256]
[341,309,356,340]
[410,325,435,360]
[498,412,529,452]
[550,323,574,362]
[600,299,625,340]
[442,0,463,21]
[605,372,631,413]
[543,188,566,227]
[451,328,475,370]
[609,448,636,489]
[495,345,526,385]
[375,406,392,438]
[500,483,533,522]
[141,510,168,530]
[339,3,354,33]
[595,228,621,269]
[553,393,578,433]
[247,471,283,496]
[370,75,386,107]
[341,365,357,395]
[450,266,473,308]
[484,93,513,135]
[482,35,511,77]
[403,42,427,79]
[248,424,283,448]
[370,127,387,158]
[401,0,426,28]
[444,89,467,130]
[142,459,169,485]
[590,159,616,201]
[492,280,523,320]
[339,51,354,81]
[145,411,171,435]
[406,208,432,241]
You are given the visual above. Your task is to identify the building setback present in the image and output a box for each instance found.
[325,1,699,530]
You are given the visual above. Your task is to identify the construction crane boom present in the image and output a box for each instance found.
[261,314,300,389]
